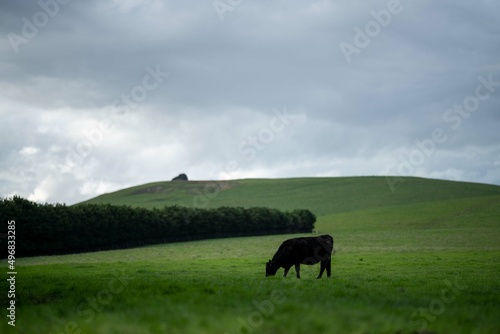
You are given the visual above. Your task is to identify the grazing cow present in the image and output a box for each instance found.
[266,234,334,279]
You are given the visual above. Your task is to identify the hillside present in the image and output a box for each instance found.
[78,176,500,216]
[12,177,500,333]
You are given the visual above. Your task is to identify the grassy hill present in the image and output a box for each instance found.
[79,176,500,216]
[4,176,499,333]
[9,192,500,333]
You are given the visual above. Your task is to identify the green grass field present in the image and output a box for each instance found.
[2,177,500,333]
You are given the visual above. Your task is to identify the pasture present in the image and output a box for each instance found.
[2,190,499,334]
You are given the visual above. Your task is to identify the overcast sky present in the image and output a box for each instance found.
[1,0,499,204]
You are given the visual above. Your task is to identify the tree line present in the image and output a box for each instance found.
[1,196,316,257]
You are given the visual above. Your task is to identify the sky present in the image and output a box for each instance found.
[1,0,499,204]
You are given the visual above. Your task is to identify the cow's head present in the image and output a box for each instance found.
[266,260,279,277]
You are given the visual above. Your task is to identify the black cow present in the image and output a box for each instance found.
[266,234,334,279]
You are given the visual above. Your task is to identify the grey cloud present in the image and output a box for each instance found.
[1,0,499,204]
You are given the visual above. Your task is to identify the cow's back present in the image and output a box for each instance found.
[272,235,333,266]
[297,235,333,264]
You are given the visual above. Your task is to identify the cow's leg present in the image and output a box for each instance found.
[317,261,326,279]
[294,264,301,279]
[283,266,291,277]
[326,257,332,278]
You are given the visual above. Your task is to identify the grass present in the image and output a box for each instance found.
[0,177,500,334]
[2,187,500,333]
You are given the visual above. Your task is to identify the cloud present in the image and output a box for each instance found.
[1,0,499,204]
